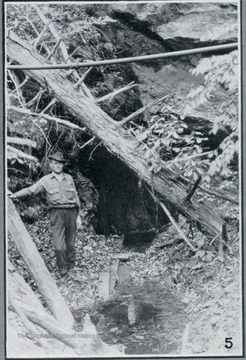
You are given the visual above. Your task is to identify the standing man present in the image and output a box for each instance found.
[8,151,82,276]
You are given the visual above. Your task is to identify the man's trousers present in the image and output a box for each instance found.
[50,208,78,271]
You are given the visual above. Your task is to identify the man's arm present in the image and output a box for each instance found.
[8,180,44,199]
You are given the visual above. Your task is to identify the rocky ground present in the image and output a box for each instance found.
[8,194,241,356]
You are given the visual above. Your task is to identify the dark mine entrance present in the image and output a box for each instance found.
[77,145,169,239]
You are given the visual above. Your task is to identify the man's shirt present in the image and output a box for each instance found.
[14,172,81,209]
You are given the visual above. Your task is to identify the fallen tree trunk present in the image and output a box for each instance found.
[7,31,224,238]
[8,259,122,356]
[10,300,122,356]
[8,300,86,354]
[8,198,74,327]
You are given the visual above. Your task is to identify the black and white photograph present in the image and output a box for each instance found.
[5,1,242,358]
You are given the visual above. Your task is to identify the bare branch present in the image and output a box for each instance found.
[7,145,38,162]
[34,20,52,47]
[32,4,94,100]
[96,82,137,104]
[147,187,197,251]
[7,70,26,108]
[41,98,57,113]
[12,5,40,36]
[80,82,94,100]
[74,67,93,89]
[80,136,96,149]
[47,38,62,60]
[65,47,80,63]
[8,106,87,132]
[11,76,29,93]
[117,93,174,128]
[7,136,37,148]
[158,200,197,251]
[26,89,46,109]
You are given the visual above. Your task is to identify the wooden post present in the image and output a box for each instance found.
[7,198,74,327]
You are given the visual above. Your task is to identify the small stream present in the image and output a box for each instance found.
[90,269,187,355]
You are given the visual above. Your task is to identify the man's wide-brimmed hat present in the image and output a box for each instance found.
[48,151,66,163]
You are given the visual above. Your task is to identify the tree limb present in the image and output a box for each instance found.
[47,38,62,60]
[74,67,93,89]
[7,136,37,148]
[7,145,38,161]
[117,93,174,127]
[96,82,137,104]
[158,200,198,251]
[26,89,46,108]
[34,20,52,47]
[8,70,26,108]
[11,76,29,92]
[80,136,96,149]
[8,106,87,132]
[41,98,57,113]
[32,4,94,100]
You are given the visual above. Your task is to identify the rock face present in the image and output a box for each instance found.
[131,62,204,108]
[92,2,237,121]
[82,3,238,235]
[156,7,237,45]
[110,3,237,45]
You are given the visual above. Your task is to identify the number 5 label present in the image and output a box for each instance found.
[225,337,233,349]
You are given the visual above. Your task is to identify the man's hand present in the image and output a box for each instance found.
[8,192,16,199]
[76,215,82,229]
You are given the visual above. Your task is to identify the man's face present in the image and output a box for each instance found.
[50,160,64,174]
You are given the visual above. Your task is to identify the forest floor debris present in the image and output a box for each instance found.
[8,201,241,356]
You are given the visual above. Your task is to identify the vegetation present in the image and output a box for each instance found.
[7,2,240,356]
[7,4,239,188]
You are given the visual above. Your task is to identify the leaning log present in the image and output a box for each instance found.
[8,260,122,356]
[10,300,122,356]
[8,198,74,327]
[7,31,224,238]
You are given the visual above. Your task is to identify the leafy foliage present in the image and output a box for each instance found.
[131,108,209,181]
[186,51,238,177]
[133,50,239,184]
